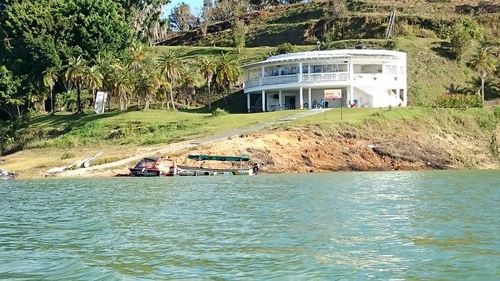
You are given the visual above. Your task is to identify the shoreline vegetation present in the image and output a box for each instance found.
[1,0,499,179]
[1,107,499,179]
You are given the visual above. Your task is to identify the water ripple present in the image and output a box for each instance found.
[0,170,499,279]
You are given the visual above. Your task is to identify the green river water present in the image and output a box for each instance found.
[0,170,499,280]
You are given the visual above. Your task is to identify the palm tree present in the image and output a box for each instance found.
[134,70,159,110]
[65,56,87,113]
[199,57,217,110]
[109,63,133,111]
[215,53,241,103]
[157,51,184,110]
[42,68,58,114]
[470,47,497,102]
[179,66,204,106]
[83,65,103,108]
[157,75,172,109]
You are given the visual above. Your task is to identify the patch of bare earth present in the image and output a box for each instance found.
[173,121,499,174]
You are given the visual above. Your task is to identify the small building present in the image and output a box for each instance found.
[243,49,407,111]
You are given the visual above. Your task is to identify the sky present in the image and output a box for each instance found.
[162,0,203,17]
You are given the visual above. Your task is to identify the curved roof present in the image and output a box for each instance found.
[243,49,406,68]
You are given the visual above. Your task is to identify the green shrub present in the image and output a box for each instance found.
[211,108,228,117]
[60,152,75,159]
[274,43,295,55]
[384,39,399,50]
[434,93,483,108]
[494,106,500,119]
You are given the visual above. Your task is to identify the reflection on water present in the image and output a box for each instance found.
[0,170,499,279]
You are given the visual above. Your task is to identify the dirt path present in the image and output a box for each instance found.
[57,109,331,177]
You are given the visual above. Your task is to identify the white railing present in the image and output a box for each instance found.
[244,72,349,89]
[246,79,260,88]
[302,72,349,82]
[261,75,299,85]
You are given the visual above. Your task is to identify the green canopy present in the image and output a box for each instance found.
[188,154,250,162]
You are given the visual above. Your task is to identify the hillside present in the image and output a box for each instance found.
[157,0,499,106]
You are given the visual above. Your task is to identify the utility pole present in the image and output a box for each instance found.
[385,9,396,40]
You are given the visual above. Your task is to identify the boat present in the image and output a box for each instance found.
[175,154,258,176]
[129,157,171,177]
[0,169,17,180]
[128,155,259,177]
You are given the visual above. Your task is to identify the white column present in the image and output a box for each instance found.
[349,60,354,80]
[278,90,282,110]
[260,66,265,86]
[299,62,303,82]
[308,88,312,109]
[247,93,251,113]
[261,90,266,112]
[349,84,354,106]
[299,87,304,109]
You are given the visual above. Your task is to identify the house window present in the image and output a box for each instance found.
[354,64,383,74]
[302,65,309,74]
[264,66,279,77]
[281,64,299,75]
[311,64,348,73]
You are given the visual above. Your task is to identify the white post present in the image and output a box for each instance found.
[278,90,282,110]
[308,88,312,109]
[260,66,265,86]
[349,85,354,106]
[349,60,354,80]
[299,87,304,109]
[299,62,303,82]
[261,90,266,112]
[247,93,251,113]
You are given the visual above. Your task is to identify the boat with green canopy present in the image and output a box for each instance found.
[187,154,250,162]
[174,154,258,176]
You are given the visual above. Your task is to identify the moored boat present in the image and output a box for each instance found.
[0,169,17,180]
[129,157,170,177]
[173,154,258,176]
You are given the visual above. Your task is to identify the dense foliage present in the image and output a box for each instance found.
[0,0,134,119]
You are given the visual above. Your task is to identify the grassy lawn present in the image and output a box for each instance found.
[2,109,297,177]
[150,45,315,64]
[28,109,296,149]
[292,107,428,128]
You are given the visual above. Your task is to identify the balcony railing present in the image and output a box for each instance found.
[302,72,349,82]
[245,72,350,89]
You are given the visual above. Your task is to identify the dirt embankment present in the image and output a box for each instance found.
[175,115,500,173]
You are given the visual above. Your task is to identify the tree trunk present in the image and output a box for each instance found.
[169,84,176,110]
[144,95,150,110]
[481,75,485,102]
[208,81,212,110]
[76,84,82,113]
[50,88,54,115]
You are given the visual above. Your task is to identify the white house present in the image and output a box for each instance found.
[243,49,407,112]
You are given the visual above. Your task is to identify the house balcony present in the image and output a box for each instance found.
[245,72,350,91]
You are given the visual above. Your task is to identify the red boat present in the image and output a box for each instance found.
[129,157,172,177]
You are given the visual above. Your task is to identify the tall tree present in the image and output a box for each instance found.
[134,68,160,110]
[0,0,133,118]
[199,57,217,110]
[470,47,497,101]
[201,0,214,35]
[0,65,22,118]
[65,56,87,113]
[215,53,241,101]
[83,65,104,107]
[179,66,204,106]
[168,2,196,32]
[450,18,483,61]
[42,68,58,114]
[158,51,184,110]
[232,18,246,53]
